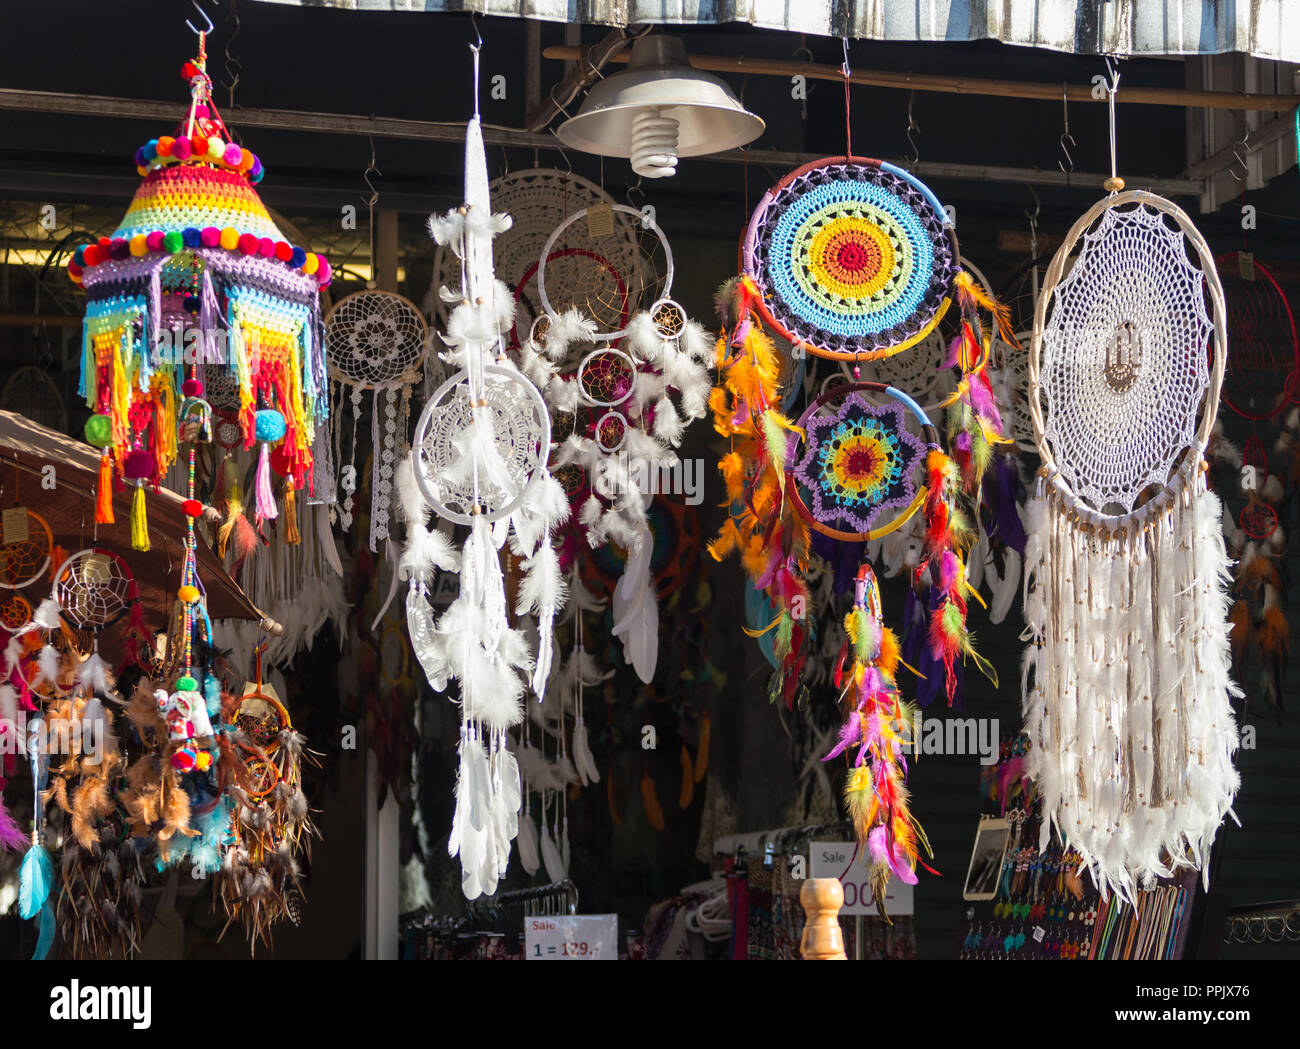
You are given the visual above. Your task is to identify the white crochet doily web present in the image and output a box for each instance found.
[325,290,428,388]
[1039,203,1213,513]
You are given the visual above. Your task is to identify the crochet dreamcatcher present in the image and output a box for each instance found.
[68,41,330,551]
[1022,190,1239,899]
[325,289,428,547]
[713,156,1009,711]
[401,53,570,899]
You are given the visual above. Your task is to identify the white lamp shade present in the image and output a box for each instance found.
[556,35,765,161]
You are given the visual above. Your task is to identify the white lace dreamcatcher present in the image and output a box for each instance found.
[400,60,570,899]
[519,203,713,683]
[1022,189,1239,900]
[325,289,428,549]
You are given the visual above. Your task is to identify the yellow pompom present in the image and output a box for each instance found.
[129,234,148,257]
[219,227,239,251]
[302,252,319,276]
[178,584,200,604]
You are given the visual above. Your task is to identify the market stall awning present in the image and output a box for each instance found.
[249,0,1300,64]
[0,410,262,623]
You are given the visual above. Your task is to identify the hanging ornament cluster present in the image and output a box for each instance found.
[401,78,569,898]
[68,42,330,553]
[1022,191,1240,899]
[517,203,713,683]
[711,156,1007,711]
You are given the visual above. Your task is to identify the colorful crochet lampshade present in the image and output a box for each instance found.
[68,52,330,504]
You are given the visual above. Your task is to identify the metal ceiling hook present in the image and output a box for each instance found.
[186,0,214,36]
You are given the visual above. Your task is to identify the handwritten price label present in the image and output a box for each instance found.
[809,841,915,917]
[525,915,618,961]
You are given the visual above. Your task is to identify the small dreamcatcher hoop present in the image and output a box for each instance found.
[237,742,281,802]
[52,548,136,631]
[325,289,429,389]
[1030,191,1225,517]
[0,592,31,630]
[0,509,53,590]
[235,645,291,756]
[743,156,959,361]
[576,346,637,408]
[539,204,675,342]
[785,382,939,542]
[411,365,551,524]
[1239,498,1279,541]
[1214,253,1299,419]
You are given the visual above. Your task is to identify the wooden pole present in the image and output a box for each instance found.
[542,46,1296,113]
[800,878,848,960]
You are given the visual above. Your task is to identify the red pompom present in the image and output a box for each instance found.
[82,245,101,267]
[238,233,259,255]
[269,446,293,477]
[274,241,292,261]
[182,379,203,397]
[182,499,203,518]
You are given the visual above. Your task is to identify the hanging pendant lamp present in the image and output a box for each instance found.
[556,35,765,178]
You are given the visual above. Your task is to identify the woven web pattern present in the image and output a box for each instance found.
[751,162,955,356]
[1040,203,1213,513]
[793,392,925,533]
[414,370,548,520]
[326,290,427,388]
[55,550,133,631]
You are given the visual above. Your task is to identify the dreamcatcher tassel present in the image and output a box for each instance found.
[254,440,279,525]
[130,484,149,552]
[96,450,115,524]
[283,475,301,545]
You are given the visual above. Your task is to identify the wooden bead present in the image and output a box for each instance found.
[799,878,847,960]
[1103,176,1125,192]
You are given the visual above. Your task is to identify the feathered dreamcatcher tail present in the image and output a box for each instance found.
[402,104,568,898]
[825,563,933,920]
[707,277,811,708]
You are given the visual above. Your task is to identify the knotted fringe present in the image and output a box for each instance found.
[1021,457,1241,902]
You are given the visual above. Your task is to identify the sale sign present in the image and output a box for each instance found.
[524,915,619,960]
[809,841,915,916]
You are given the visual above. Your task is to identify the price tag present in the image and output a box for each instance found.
[586,203,615,238]
[1238,251,1256,281]
[525,914,618,960]
[2,508,28,545]
[1033,925,1046,943]
[810,842,914,916]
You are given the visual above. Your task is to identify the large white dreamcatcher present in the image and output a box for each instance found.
[325,289,428,549]
[400,67,570,899]
[518,203,712,684]
[1022,190,1239,900]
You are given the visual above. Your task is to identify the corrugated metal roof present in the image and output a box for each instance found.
[249,0,1300,64]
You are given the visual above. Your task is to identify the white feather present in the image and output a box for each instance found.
[611,525,659,683]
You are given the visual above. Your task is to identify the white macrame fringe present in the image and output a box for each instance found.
[1022,459,1241,902]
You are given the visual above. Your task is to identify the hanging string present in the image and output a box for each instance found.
[470,14,483,121]
[1103,57,1123,192]
[841,37,853,159]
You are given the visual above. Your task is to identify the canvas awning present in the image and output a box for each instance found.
[248,0,1300,64]
[0,410,262,623]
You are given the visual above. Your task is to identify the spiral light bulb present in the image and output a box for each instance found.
[630,108,680,179]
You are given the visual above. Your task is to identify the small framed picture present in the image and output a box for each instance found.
[963,817,1011,901]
